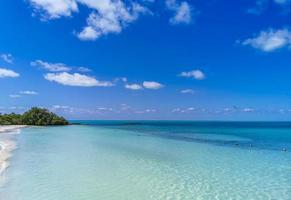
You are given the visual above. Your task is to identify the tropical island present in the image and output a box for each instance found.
[0,107,68,126]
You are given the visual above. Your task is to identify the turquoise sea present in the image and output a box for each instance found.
[0,121,291,199]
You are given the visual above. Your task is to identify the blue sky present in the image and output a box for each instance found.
[1,0,291,120]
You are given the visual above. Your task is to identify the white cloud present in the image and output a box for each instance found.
[27,0,152,41]
[77,26,100,41]
[143,81,164,89]
[242,28,291,52]
[172,107,196,113]
[97,107,113,111]
[145,108,156,112]
[166,0,192,24]
[31,60,72,71]
[186,107,195,111]
[52,105,70,109]
[51,105,79,113]
[180,89,195,94]
[243,108,255,112]
[27,0,196,40]
[9,94,21,98]
[125,83,143,90]
[76,1,149,40]
[0,68,19,78]
[44,72,114,87]
[20,91,38,95]
[51,105,83,113]
[179,69,205,80]
[28,0,78,19]
[0,54,13,64]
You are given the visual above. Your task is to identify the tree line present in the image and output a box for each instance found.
[0,107,69,126]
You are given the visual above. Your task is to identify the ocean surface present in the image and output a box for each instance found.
[0,121,291,200]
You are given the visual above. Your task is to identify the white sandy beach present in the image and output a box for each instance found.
[0,125,27,133]
[0,126,27,180]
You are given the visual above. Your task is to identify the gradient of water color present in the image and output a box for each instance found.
[0,121,291,200]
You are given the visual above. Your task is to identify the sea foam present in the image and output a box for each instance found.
[0,126,25,186]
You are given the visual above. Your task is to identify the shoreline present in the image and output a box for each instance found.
[0,125,27,182]
[0,125,28,134]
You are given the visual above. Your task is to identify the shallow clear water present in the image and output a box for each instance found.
[0,121,291,200]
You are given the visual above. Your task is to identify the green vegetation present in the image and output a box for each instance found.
[0,107,69,126]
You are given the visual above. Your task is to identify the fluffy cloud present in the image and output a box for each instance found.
[125,81,164,90]
[27,0,194,40]
[143,81,164,89]
[179,69,205,80]
[166,0,192,24]
[28,0,78,19]
[20,91,38,95]
[0,54,13,64]
[180,89,195,94]
[125,83,143,90]
[0,68,19,78]
[31,60,72,71]
[76,1,149,41]
[44,72,114,87]
[242,28,291,52]
[77,26,100,41]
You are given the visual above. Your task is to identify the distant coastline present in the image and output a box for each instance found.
[0,107,68,126]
